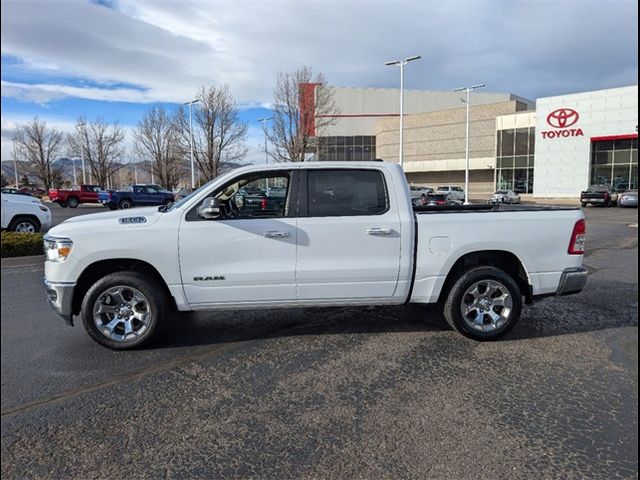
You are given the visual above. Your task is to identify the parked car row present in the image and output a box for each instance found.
[580,185,637,207]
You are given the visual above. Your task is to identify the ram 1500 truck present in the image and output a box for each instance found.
[49,184,104,208]
[44,162,588,349]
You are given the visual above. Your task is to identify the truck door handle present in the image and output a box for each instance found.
[263,230,289,238]
[366,227,392,236]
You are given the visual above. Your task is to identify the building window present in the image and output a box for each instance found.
[496,127,535,193]
[316,136,377,162]
[590,137,638,192]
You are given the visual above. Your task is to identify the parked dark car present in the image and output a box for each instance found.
[420,193,462,207]
[618,190,638,208]
[1,187,33,197]
[98,184,174,210]
[19,186,47,198]
[580,184,618,207]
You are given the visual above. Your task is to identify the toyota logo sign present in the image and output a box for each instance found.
[541,107,584,139]
[546,108,580,128]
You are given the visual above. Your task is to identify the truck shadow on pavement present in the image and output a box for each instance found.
[154,279,637,349]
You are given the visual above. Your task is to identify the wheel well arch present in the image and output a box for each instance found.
[72,258,175,315]
[9,214,41,229]
[437,250,532,304]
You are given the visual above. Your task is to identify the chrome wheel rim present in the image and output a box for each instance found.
[461,279,513,332]
[15,221,36,233]
[121,202,131,209]
[93,286,152,342]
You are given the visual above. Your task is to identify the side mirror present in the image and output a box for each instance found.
[198,197,221,219]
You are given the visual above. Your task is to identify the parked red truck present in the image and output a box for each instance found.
[48,185,104,208]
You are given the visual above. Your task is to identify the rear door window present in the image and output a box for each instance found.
[307,169,388,217]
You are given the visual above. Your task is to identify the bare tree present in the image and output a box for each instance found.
[13,117,65,191]
[69,117,126,187]
[266,66,339,162]
[134,106,185,189]
[175,85,248,182]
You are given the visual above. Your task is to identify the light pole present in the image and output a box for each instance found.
[258,117,273,190]
[72,157,78,185]
[453,83,485,204]
[385,55,421,168]
[184,99,200,190]
[11,136,19,188]
[77,121,87,184]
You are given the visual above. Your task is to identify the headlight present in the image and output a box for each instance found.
[44,236,74,262]
[39,205,49,212]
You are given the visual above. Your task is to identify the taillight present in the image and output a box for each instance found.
[261,197,267,210]
[604,192,609,200]
[436,200,445,205]
[568,219,586,255]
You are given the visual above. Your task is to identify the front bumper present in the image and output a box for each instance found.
[44,278,76,326]
[556,267,588,296]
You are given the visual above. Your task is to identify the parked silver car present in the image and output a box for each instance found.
[618,190,638,208]
[490,190,521,204]
[409,185,434,206]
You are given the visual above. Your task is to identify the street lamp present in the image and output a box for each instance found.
[11,136,19,188]
[77,121,87,184]
[453,83,485,204]
[385,55,421,168]
[72,157,78,185]
[183,99,200,189]
[258,117,273,190]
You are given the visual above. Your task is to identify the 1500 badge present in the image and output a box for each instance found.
[119,216,147,224]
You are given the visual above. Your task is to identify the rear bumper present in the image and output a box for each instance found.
[44,278,75,326]
[556,267,588,296]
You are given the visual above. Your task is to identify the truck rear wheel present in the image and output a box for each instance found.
[443,266,522,341]
[81,272,168,350]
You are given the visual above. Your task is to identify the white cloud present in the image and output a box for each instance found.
[1,0,635,109]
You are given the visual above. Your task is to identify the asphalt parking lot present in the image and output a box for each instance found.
[1,205,638,479]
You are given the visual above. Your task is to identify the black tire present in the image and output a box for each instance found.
[443,266,522,341]
[67,196,79,208]
[119,199,133,209]
[81,271,168,350]
[8,216,40,233]
[581,202,587,208]
[107,204,118,211]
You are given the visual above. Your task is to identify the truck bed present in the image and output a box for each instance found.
[413,204,579,214]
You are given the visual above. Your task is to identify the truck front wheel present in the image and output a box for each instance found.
[67,197,79,208]
[81,272,168,350]
[119,199,132,209]
[443,266,522,341]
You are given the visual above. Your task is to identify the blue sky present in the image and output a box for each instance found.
[1,0,638,163]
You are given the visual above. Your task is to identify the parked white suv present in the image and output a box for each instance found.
[436,185,465,202]
[1,193,52,233]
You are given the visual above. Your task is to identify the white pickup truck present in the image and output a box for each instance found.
[44,162,588,349]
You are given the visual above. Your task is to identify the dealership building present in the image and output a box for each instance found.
[305,84,638,197]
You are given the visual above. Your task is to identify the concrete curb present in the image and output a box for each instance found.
[1,255,44,268]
